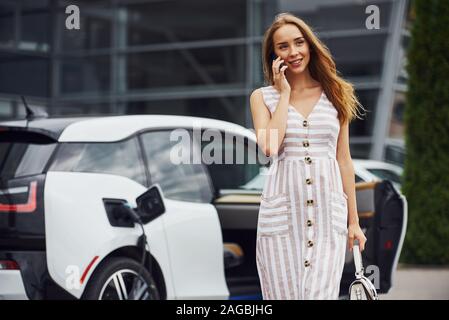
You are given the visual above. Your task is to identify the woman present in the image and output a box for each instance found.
[250,13,367,300]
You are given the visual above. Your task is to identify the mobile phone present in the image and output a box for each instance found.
[270,52,286,73]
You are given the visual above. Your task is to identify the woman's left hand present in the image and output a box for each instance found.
[347,223,367,252]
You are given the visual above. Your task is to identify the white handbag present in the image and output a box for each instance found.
[348,243,379,300]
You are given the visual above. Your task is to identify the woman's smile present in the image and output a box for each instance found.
[288,58,303,68]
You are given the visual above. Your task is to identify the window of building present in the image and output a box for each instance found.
[122,0,246,46]
[60,55,111,94]
[125,45,246,90]
[126,96,247,127]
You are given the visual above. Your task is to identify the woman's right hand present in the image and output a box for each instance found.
[272,56,291,95]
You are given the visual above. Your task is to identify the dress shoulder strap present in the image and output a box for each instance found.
[260,85,281,115]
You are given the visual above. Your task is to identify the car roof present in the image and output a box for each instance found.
[0,116,101,140]
[0,115,255,142]
[59,115,255,142]
[352,159,403,172]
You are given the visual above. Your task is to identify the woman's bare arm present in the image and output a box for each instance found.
[250,57,291,157]
[336,119,367,251]
[249,88,290,157]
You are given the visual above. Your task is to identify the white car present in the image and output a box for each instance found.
[352,159,403,192]
[241,159,403,192]
[0,114,407,300]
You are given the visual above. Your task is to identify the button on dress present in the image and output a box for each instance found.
[255,85,349,300]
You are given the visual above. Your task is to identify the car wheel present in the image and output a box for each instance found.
[82,257,160,300]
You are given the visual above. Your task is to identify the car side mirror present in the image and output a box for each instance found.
[136,183,166,224]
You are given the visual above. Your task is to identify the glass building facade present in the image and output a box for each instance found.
[0,0,410,163]
[280,0,410,163]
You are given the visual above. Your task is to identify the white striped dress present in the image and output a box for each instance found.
[256,85,349,300]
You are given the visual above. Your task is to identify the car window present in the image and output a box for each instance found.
[49,138,146,186]
[140,130,214,203]
[0,134,56,180]
[384,145,405,167]
[366,168,402,184]
[200,131,266,191]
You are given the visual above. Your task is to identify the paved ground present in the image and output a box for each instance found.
[380,264,449,300]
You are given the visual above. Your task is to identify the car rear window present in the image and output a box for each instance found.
[0,132,56,180]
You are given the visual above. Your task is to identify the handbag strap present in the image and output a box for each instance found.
[353,243,364,278]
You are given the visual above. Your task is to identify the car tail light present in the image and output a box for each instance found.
[0,181,37,213]
[0,260,19,270]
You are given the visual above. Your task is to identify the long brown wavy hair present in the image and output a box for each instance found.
[262,13,366,124]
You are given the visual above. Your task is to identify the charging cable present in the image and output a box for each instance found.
[123,202,152,299]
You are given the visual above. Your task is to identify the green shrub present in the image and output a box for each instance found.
[401,0,449,264]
